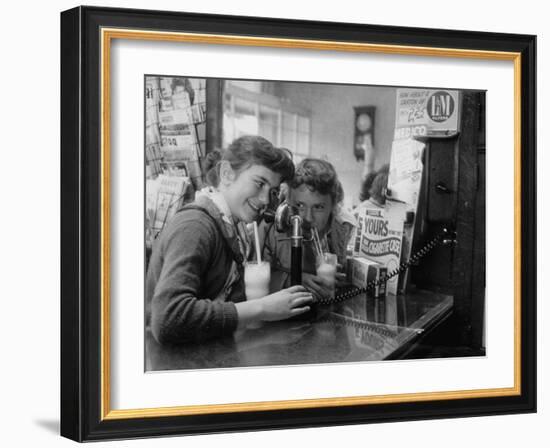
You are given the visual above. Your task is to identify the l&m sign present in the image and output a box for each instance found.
[394,89,460,139]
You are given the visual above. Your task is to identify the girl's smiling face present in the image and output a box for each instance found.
[220,163,282,223]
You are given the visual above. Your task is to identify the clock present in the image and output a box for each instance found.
[354,106,375,162]
[356,113,372,132]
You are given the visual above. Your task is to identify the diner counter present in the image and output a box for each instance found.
[145,288,453,371]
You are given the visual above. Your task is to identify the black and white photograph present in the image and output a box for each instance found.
[49,1,542,444]
[144,76,486,371]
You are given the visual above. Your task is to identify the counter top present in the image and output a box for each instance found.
[146,288,453,371]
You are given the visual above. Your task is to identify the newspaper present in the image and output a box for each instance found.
[146,174,191,237]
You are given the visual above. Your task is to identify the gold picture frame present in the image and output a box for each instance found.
[61,5,536,441]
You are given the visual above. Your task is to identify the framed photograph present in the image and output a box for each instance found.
[60,5,536,442]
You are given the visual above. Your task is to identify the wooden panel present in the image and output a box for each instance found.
[450,91,483,347]
[205,79,224,154]
[470,92,486,350]
[427,138,458,223]
[410,141,455,293]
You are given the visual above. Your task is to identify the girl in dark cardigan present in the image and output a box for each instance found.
[146,136,313,344]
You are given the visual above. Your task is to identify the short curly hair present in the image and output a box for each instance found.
[223,135,295,183]
[290,158,343,205]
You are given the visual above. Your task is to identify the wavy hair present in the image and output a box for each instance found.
[221,135,295,183]
[290,158,343,205]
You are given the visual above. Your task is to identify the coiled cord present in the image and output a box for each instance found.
[316,227,453,306]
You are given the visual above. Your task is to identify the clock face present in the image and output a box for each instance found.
[356,113,372,132]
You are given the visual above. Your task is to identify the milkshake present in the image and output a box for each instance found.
[244,261,271,300]
[316,252,337,291]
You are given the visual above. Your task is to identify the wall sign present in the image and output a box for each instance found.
[395,88,459,138]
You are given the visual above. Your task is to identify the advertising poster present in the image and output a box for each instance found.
[394,88,459,139]
[359,200,407,295]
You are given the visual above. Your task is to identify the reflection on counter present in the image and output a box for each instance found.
[146,289,453,371]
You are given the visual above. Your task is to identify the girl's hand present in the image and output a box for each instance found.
[335,263,349,288]
[235,286,313,329]
[259,285,314,321]
[302,273,333,301]
[335,272,349,288]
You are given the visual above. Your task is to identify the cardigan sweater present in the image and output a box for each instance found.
[145,196,246,344]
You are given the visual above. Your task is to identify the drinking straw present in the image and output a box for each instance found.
[313,228,321,256]
[253,221,262,263]
[312,227,323,258]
